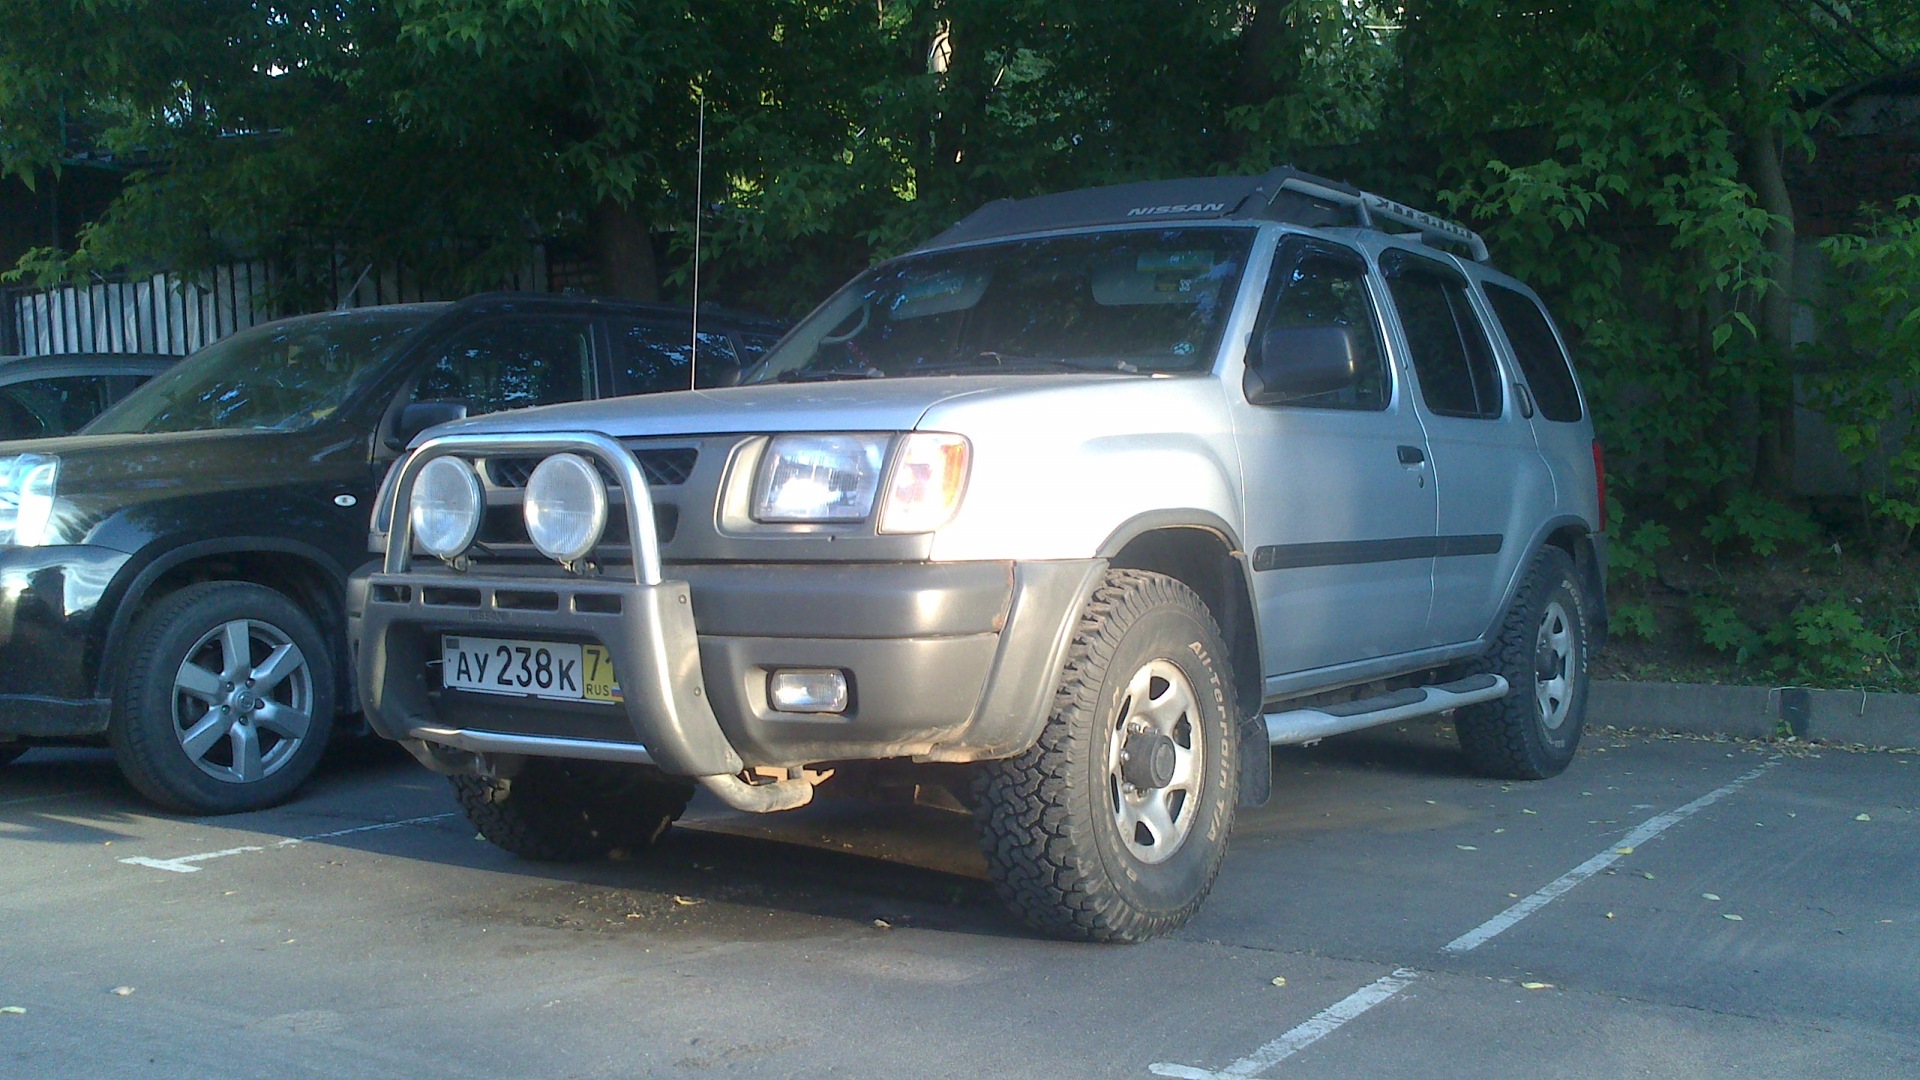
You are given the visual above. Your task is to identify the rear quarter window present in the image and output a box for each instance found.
[1485,284,1584,422]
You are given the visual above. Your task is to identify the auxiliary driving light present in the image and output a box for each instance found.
[409,456,483,559]
[768,669,850,714]
[524,453,608,564]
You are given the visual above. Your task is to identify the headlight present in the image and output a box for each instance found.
[878,433,970,534]
[753,434,887,522]
[0,454,60,548]
[409,456,483,559]
[524,453,607,564]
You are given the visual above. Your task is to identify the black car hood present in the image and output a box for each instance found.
[1,427,366,505]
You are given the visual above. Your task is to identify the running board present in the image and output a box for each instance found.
[1265,674,1509,746]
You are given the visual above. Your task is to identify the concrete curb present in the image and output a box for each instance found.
[1589,679,1919,749]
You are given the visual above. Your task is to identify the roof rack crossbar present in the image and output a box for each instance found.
[1275,176,1489,262]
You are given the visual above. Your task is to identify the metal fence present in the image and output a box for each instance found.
[2,248,560,358]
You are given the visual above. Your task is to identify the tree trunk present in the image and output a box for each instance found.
[1226,1,1307,163]
[1738,37,1799,494]
[589,197,659,301]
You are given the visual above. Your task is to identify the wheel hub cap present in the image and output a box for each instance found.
[171,619,314,785]
[1106,658,1204,865]
[1534,599,1575,731]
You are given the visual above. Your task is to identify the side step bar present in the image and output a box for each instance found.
[1265,674,1510,747]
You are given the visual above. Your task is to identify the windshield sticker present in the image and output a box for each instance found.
[1136,251,1214,273]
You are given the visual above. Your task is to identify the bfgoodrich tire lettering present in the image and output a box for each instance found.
[1454,546,1590,780]
[974,569,1238,943]
[110,581,336,815]
[453,761,694,862]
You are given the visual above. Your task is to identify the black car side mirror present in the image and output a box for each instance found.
[388,400,469,450]
[1244,325,1361,406]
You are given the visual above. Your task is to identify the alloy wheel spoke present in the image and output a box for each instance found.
[179,710,236,762]
[174,663,225,704]
[219,621,253,680]
[1138,796,1177,846]
[253,701,311,741]
[1167,743,1199,789]
[250,643,303,694]
[229,722,263,783]
[1141,674,1195,733]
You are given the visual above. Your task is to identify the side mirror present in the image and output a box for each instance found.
[1244,325,1361,406]
[388,400,468,450]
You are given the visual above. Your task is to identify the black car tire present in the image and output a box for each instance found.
[452,761,695,862]
[1454,546,1590,780]
[111,582,336,815]
[974,569,1238,943]
[0,746,25,768]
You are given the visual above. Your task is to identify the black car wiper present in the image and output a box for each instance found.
[774,365,888,382]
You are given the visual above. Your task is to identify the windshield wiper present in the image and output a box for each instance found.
[914,352,1141,375]
[774,364,887,383]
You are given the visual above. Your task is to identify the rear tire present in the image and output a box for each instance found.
[974,569,1238,943]
[111,582,335,814]
[1454,547,1590,780]
[452,761,694,862]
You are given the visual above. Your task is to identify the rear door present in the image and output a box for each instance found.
[1378,249,1556,648]
[1235,237,1438,677]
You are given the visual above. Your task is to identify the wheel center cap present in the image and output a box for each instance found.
[1121,732,1178,790]
[1535,645,1559,680]
[234,692,256,712]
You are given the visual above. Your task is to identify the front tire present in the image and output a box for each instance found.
[1454,547,1590,780]
[975,569,1238,943]
[111,582,336,814]
[452,761,694,862]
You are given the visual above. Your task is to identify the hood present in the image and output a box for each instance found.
[0,427,359,500]
[420,374,1140,442]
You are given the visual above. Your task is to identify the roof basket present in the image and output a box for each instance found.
[1267,171,1490,262]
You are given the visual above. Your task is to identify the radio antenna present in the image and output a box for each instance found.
[690,91,705,391]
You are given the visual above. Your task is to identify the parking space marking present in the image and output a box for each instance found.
[1150,968,1419,1079]
[1442,758,1779,953]
[1148,758,1782,1077]
[117,813,457,873]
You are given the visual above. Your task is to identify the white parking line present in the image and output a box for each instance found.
[1150,969,1419,1079]
[1148,758,1781,1076]
[1443,759,1779,953]
[118,813,457,873]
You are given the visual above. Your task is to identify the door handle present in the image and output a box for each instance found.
[1397,445,1427,465]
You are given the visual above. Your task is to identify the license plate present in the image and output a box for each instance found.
[440,636,621,704]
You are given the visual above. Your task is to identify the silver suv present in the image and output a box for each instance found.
[350,168,1607,942]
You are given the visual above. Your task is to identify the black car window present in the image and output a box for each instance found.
[1485,283,1584,422]
[1383,252,1503,420]
[611,322,740,394]
[412,318,594,415]
[0,375,111,438]
[1258,248,1388,411]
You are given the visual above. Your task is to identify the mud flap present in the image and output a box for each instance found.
[1236,710,1271,807]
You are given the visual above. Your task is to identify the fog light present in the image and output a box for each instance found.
[768,669,849,714]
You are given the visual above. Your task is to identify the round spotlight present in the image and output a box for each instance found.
[409,456,483,559]
[524,453,608,564]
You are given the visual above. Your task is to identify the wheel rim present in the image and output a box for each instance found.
[170,619,314,785]
[1534,599,1575,731]
[1106,658,1204,865]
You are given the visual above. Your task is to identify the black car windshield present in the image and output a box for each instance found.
[85,309,435,434]
[744,227,1256,383]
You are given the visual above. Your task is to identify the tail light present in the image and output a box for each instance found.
[1592,441,1607,532]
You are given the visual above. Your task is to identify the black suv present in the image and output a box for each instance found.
[0,292,784,813]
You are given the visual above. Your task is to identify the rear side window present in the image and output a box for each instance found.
[1485,284,1583,422]
[412,318,593,416]
[0,375,111,438]
[1383,253,1502,420]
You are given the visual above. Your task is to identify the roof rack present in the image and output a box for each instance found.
[921,166,1491,263]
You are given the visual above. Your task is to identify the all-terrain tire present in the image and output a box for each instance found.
[111,582,336,815]
[452,761,695,862]
[974,569,1238,943]
[1454,546,1590,780]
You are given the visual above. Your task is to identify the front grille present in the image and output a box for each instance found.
[485,447,698,489]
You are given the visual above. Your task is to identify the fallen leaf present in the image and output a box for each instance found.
[282,939,296,945]
[671,896,703,907]
[1520,982,1553,990]
[1522,809,1538,815]
[109,987,135,997]
[1457,845,1478,851]
[1702,893,1721,901]
[1270,977,1287,987]
[1855,813,1872,822]
[0,1007,24,1015]
[1605,912,1616,919]
[1614,846,1635,855]
[1494,828,1507,834]
[1723,914,1744,922]
[1508,893,1520,898]
[1641,872,1655,880]
[625,913,641,920]
[872,919,892,929]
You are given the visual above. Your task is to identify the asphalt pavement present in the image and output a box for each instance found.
[2,723,1914,1079]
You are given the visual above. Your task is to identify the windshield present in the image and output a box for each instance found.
[745,227,1256,383]
[85,309,434,434]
